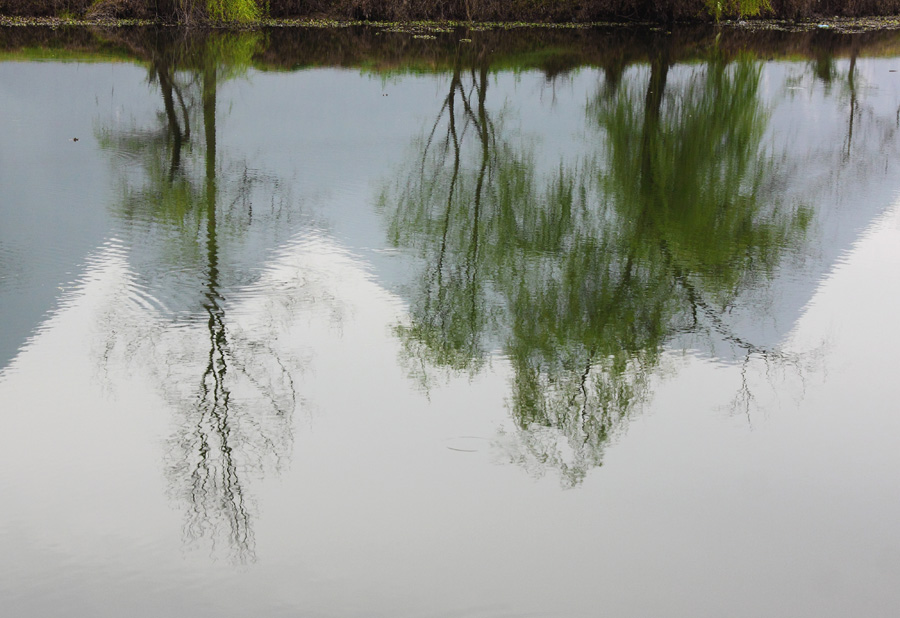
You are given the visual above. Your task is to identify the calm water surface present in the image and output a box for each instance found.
[2,26,900,617]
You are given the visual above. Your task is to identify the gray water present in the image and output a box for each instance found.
[1,26,900,617]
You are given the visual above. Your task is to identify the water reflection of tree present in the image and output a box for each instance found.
[97,32,302,562]
[384,41,500,376]
[810,37,900,163]
[381,41,813,486]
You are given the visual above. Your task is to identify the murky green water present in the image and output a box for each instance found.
[2,25,900,617]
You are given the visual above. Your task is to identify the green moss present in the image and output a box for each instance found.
[0,46,133,62]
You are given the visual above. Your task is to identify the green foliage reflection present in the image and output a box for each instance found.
[382,41,811,485]
[593,51,813,309]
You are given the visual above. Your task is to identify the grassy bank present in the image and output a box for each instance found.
[3,0,900,24]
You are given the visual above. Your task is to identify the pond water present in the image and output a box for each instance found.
[2,25,900,617]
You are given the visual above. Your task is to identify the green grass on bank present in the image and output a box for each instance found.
[0,45,133,61]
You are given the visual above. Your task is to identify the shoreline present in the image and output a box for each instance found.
[2,15,900,34]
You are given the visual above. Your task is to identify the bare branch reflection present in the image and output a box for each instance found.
[94,30,319,562]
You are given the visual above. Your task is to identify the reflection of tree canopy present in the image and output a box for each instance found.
[593,50,813,315]
[382,41,812,486]
[96,31,304,561]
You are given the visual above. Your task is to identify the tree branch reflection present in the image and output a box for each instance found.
[382,40,815,486]
[96,31,304,562]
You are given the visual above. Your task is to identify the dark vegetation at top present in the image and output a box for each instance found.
[3,21,899,69]
[2,0,900,24]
